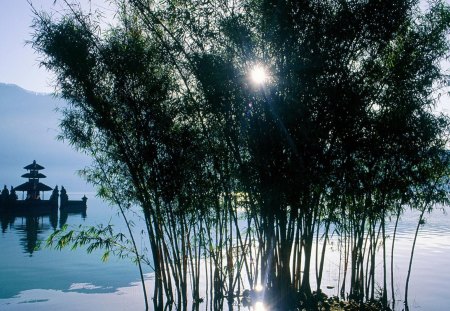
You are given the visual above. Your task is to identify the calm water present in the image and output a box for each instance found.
[313,207,450,311]
[0,196,152,311]
[1,197,449,311]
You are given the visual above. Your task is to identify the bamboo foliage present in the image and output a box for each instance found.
[33,0,450,310]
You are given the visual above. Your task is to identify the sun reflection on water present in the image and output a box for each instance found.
[254,301,266,311]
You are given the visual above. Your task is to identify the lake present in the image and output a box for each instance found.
[314,206,450,311]
[0,196,153,311]
[1,195,450,310]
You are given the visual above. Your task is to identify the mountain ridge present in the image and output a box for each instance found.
[0,82,92,193]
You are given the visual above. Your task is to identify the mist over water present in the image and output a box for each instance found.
[0,83,92,193]
[0,83,146,307]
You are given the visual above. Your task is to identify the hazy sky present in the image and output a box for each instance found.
[0,1,114,193]
[0,0,113,93]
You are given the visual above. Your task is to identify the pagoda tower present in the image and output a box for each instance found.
[14,160,52,200]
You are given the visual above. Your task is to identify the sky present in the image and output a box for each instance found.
[0,0,113,93]
[0,1,115,193]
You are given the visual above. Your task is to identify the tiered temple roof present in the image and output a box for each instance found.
[14,160,52,198]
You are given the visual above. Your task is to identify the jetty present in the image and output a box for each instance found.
[0,160,87,215]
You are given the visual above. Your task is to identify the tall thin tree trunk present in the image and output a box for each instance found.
[317,220,330,291]
[382,212,388,308]
[404,206,426,311]
[391,206,401,311]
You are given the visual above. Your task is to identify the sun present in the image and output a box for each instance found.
[250,65,268,85]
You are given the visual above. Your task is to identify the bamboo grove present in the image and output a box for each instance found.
[33,0,450,310]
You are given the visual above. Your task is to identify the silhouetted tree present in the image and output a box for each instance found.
[32,0,450,310]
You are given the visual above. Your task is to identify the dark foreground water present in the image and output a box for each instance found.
[0,197,449,311]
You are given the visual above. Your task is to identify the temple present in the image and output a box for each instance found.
[15,160,52,200]
[0,160,87,215]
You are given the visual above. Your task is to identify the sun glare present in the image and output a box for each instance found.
[254,301,267,311]
[250,65,268,85]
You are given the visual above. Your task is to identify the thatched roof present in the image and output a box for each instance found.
[14,181,52,192]
[21,172,46,179]
[23,160,44,170]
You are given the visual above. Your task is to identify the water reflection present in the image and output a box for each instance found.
[0,208,87,255]
[0,202,449,311]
